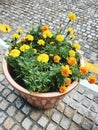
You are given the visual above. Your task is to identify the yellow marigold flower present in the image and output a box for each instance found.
[9,49,20,58]
[67,57,77,66]
[79,66,88,75]
[68,12,76,22]
[61,65,72,77]
[50,41,55,45]
[88,75,97,84]
[37,53,49,62]
[20,44,30,52]
[0,24,12,32]
[65,78,72,87]
[59,86,67,93]
[12,33,20,39]
[73,43,81,50]
[69,50,75,57]
[43,30,53,38]
[53,55,61,63]
[67,27,74,34]
[56,34,64,42]
[37,53,49,63]
[71,33,76,39]
[37,39,45,46]
[26,35,34,41]
[42,25,49,32]
[33,49,37,54]
[17,28,23,34]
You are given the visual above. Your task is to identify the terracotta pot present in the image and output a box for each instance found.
[2,57,79,109]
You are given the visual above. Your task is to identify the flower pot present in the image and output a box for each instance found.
[2,57,79,109]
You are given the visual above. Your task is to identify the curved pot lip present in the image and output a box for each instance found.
[2,54,79,98]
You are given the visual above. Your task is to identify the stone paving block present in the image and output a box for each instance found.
[30,110,41,121]
[31,124,42,130]
[82,118,93,130]
[38,115,49,128]
[64,106,75,118]
[15,111,25,122]
[90,102,98,113]
[1,88,11,97]
[69,122,79,130]
[46,121,57,130]
[82,97,91,108]
[73,112,83,125]
[60,116,71,130]
[0,99,9,110]
[85,110,96,122]
[7,106,17,116]
[72,91,83,102]
[12,125,22,130]
[7,93,17,102]
[0,84,5,92]
[22,117,33,130]
[3,117,15,130]
[15,97,24,109]
[52,110,62,124]
[0,111,7,124]
[56,101,65,113]
[77,104,88,115]
[21,104,31,115]
[44,108,55,117]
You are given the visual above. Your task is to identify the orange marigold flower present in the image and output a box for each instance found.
[59,86,67,93]
[42,25,49,32]
[88,75,97,84]
[61,65,72,76]
[53,55,61,63]
[79,66,88,75]
[67,57,77,66]
[65,78,71,87]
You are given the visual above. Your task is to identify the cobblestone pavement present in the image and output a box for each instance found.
[0,73,98,130]
[0,0,98,130]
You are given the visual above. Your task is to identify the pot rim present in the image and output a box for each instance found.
[2,54,80,98]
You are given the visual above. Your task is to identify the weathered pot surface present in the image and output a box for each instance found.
[2,56,79,109]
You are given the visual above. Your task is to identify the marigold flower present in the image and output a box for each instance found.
[68,12,76,22]
[59,86,67,93]
[20,44,30,52]
[71,33,76,39]
[79,66,88,75]
[73,43,81,50]
[0,24,12,32]
[69,50,75,57]
[37,39,45,46]
[42,25,49,32]
[67,27,74,34]
[26,34,34,41]
[12,33,20,39]
[43,30,53,38]
[67,57,77,66]
[56,34,64,42]
[53,55,61,63]
[9,49,20,58]
[88,75,97,84]
[37,53,49,63]
[17,28,23,34]
[65,78,72,86]
[61,65,72,76]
